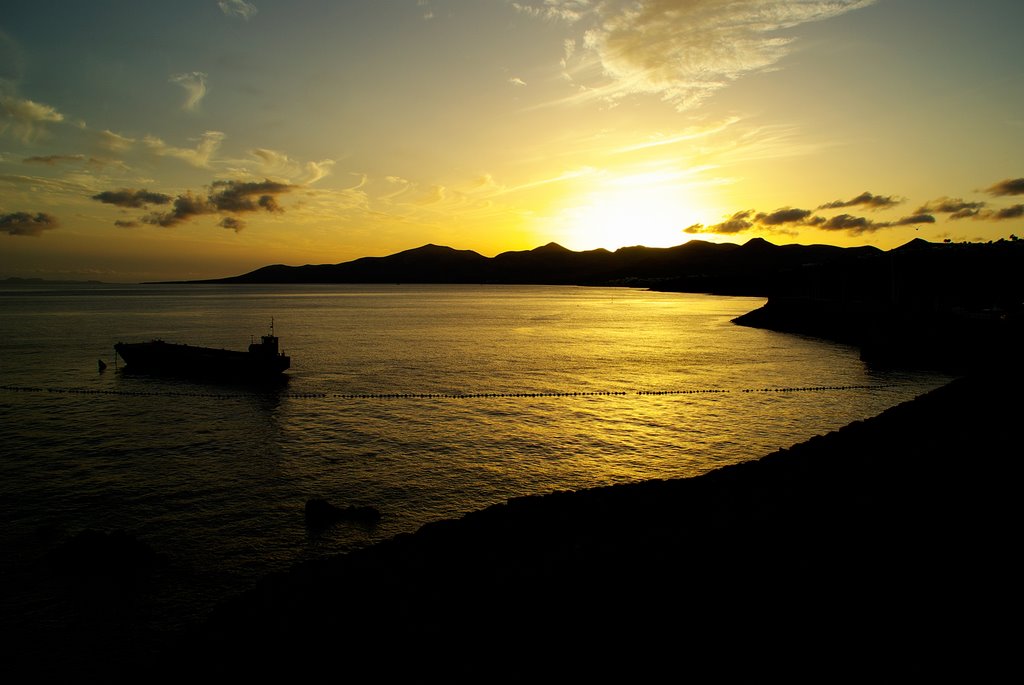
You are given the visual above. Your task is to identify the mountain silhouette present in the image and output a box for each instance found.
[176,236,1024,372]
[187,238,887,293]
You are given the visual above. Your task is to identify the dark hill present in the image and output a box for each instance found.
[209,244,489,284]
[189,238,873,293]
[180,238,1024,371]
[180,239,1023,305]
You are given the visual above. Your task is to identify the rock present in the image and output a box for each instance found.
[304,498,381,529]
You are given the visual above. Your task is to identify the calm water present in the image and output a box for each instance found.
[0,283,952,629]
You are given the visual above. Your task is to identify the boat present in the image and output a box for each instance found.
[114,321,291,378]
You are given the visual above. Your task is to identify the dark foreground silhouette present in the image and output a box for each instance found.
[161,370,1014,682]
[6,372,1016,682]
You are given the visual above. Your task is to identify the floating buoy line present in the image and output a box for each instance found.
[1,383,897,401]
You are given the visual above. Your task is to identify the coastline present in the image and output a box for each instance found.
[166,367,1016,681]
[732,295,1022,374]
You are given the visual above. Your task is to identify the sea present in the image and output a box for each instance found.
[0,283,953,637]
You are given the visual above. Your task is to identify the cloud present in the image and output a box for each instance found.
[755,207,813,225]
[218,216,245,231]
[92,189,173,208]
[249,148,335,184]
[218,0,258,21]
[143,130,224,168]
[915,197,986,219]
[687,204,935,236]
[817,213,877,234]
[143,192,211,227]
[23,152,127,171]
[818,191,902,210]
[208,179,289,212]
[892,214,935,226]
[23,154,86,165]
[993,204,1024,220]
[509,77,527,87]
[0,94,64,142]
[98,129,135,152]
[530,0,875,110]
[141,178,292,227]
[1,211,58,236]
[114,219,139,228]
[985,178,1024,196]
[415,184,448,206]
[170,72,209,112]
[0,172,99,196]
[685,209,755,234]
[944,204,1024,222]
[816,212,933,235]
[512,1,589,22]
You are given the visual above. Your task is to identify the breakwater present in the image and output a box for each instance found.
[1,382,897,400]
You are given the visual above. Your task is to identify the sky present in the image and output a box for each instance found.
[1,0,1023,282]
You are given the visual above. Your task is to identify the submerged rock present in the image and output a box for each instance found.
[304,498,381,529]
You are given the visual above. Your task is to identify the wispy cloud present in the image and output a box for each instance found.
[170,72,209,112]
[0,94,64,142]
[0,172,103,195]
[97,129,135,152]
[1,211,59,236]
[143,131,224,168]
[512,1,589,23]
[519,0,875,110]
[218,0,258,21]
[498,166,599,195]
[23,154,86,165]
[22,153,127,170]
[249,148,335,185]
[614,117,741,154]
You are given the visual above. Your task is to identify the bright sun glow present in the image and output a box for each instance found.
[551,173,713,250]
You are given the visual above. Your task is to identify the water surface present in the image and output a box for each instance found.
[0,284,952,627]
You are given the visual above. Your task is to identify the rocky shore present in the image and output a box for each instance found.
[732,296,1022,374]
[163,368,1017,682]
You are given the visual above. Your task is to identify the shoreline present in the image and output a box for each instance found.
[162,367,1016,681]
[731,295,1023,374]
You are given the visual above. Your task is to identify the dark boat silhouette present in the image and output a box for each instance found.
[114,321,290,378]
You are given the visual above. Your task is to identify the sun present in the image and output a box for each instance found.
[547,172,714,251]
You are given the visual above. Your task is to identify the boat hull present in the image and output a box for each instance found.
[114,340,291,378]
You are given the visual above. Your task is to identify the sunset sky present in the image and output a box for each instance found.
[2,0,1022,282]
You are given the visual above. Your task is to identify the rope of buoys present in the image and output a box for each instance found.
[1,383,898,400]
